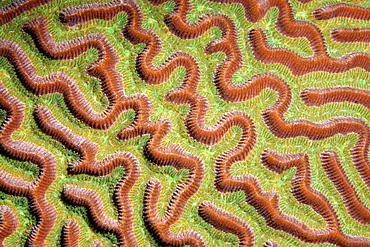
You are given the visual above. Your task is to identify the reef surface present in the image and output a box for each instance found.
[0,0,369,246]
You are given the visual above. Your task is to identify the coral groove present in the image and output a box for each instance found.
[56,0,370,245]
[211,70,370,198]
[61,0,257,176]
[13,17,207,244]
[21,16,151,130]
[248,28,369,75]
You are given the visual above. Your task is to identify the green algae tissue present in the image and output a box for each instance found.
[0,0,369,246]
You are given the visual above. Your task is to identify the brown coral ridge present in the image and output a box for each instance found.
[34,105,139,246]
[300,86,370,109]
[198,201,254,247]
[62,219,103,247]
[321,150,370,225]
[299,86,370,190]
[212,138,370,245]
[59,2,208,246]
[313,4,370,43]
[60,0,200,87]
[149,0,246,97]
[60,0,255,168]
[261,149,370,245]
[0,206,18,247]
[210,69,370,194]
[2,8,206,245]
[16,19,206,241]
[248,28,369,75]
[200,0,369,75]
[313,3,370,21]
[62,220,80,247]
[330,28,370,43]
[20,16,153,131]
[0,83,57,246]
[199,71,370,245]
[61,0,254,159]
[0,0,51,26]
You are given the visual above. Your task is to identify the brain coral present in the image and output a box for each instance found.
[0,0,369,246]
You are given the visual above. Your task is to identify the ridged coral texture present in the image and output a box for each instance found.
[0,0,368,246]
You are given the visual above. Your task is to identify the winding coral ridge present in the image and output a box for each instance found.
[330,28,370,44]
[320,151,370,225]
[193,0,370,76]
[313,3,370,21]
[60,0,257,172]
[20,16,151,130]
[261,149,370,245]
[59,2,208,246]
[0,6,208,245]
[15,19,206,244]
[62,220,103,247]
[313,3,370,43]
[300,86,370,109]
[207,71,370,245]
[34,105,140,246]
[0,206,18,246]
[0,84,57,246]
[62,220,80,247]
[138,0,370,243]
[198,201,255,247]
[0,0,51,26]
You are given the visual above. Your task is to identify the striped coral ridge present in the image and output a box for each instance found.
[0,84,57,246]
[35,105,140,246]
[0,206,18,247]
[0,0,51,26]
[198,201,254,246]
[62,219,103,247]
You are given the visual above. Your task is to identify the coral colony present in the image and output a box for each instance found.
[0,0,369,246]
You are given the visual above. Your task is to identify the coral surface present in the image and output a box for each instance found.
[0,0,369,246]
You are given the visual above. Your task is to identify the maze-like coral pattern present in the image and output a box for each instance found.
[0,0,369,246]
